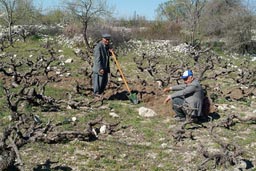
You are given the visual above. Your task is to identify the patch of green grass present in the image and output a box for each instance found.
[143,127,155,138]
[29,34,43,41]
[7,39,45,55]
[0,99,10,120]
[44,86,69,99]
[0,80,5,96]
[110,53,137,77]
[65,145,76,154]
[23,102,35,113]
[238,98,252,107]
[60,47,86,72]
[215,97,228,104]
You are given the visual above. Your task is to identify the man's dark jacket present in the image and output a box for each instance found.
[170,79,204,116]
[93,41,110,74]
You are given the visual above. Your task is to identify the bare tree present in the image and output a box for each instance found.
[15,0,37,25]
[0,0,16,45]
[157,0,207,45]
[200,0,254,53]
[0,0,36,45]
[65,0,111,51]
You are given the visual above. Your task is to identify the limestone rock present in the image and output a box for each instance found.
[138,107,157,117]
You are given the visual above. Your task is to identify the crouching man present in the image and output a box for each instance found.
[164,70,204,122]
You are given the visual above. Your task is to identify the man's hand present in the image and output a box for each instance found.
[109,49,114,54]
[109,49,116,60]
[164,96,171,104]
[99,69,104,75]
[163,87,172,93]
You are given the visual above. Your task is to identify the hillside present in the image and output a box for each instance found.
[0,33,256,171]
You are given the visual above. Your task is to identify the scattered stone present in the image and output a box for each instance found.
[138,107,157,117]
[146,152,157,159]
[59,54,65,59]
[235,160,248,170]
[11,82,19,88]
[65,72,71,77]
[251,56,256,61]
[65,58,73,63]
[229,105,236,109]
[66,105,72,109]
[92,128,98,137]
[217,104,229,111]
[60,61,65,66]
[251,100,256,108]
[8,115,12,121]
[159,138,165,141]
[100,125,107,134]
[109,112,119,118]
[71,117,77,122]
[74,48,82,54]
[161,143,168,148]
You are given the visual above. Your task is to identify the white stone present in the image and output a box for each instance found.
[217,104,229,111]
[100,125,107,134]
[251,56,256,61]
[156,80,163,88]
[159,138,165,141]
[59,54,65,59]
[65,58,73,63]
[237,160,248,169]
[109,112,119,118]
[66,105,72,109]
[65,73,71,77]
[8,115,12,121]
[138,107,157,117]
[11,82,19,88]
[92,128,98,137]
[71,117,77,122]
[74,48,82,54]
[161,143,168,148]
[229,105,236,109]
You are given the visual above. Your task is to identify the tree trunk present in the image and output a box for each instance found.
[8,22,13,45]
[82,24,92,53]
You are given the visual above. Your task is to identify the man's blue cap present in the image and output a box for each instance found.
[102,33,111,39]
[180,70,193,79]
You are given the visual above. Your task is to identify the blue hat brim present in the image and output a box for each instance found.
[180,76,188,79]
[102,34,111,38]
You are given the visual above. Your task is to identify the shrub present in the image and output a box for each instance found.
[63,23,83,38]
[40,26,63,36]
[132,21,182,41]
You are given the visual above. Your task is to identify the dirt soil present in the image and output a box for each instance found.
[102,80,175,116]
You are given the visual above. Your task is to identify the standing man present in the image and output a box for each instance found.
[92,33,112,97]
[164,70,204,122]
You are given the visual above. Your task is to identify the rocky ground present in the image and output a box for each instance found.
[0,34,255,170]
